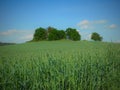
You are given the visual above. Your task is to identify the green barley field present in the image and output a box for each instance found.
[0,41,120,90]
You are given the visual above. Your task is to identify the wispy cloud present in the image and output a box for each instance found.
[77,20,91,29]
[0,29,34,43]
[78,20,89,25]
[107,24,117,29]
[77,30,81,34]
[20,34,33,41]
[77,20,107,30]
[0,29,27,36]
[92,20,107,24]
[0,30,18,36]
[86,34,92,40]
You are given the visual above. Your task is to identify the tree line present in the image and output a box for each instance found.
[0,42,16,46]
[32,26,102,41]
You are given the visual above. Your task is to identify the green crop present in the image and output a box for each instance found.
[0,41,120,90]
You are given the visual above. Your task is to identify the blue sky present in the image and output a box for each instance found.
[0,0,120,43]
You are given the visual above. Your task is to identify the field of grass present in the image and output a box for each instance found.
[0,41,120,90]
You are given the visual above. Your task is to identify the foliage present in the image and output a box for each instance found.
[48,28,59,40]
[33,27,80,41]
[0,41,120,90]
[48,29,66,40]
[47,26,56,34]
[33,27,47,41]
[66,28,81,41]
[57,30,66,39]
[91,32,103,41]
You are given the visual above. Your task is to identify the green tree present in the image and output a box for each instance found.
[33,27,47,41]
[57,30,66,39]
[66,28,81,41]
[46,26,56,40]
[91,32,103,41]
[47,26,56,33]
[48,28,59,40]
[47,27,66,40]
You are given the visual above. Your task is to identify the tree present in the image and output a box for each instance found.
[33,27,47,41]
[47,27,66,40]
[47,26,56,33]
[57,30,66,39]
[91,32,103,41]
[66,28,81,41]
[32,26,81,41]
[48,28,59,40]
[47,26,56,40]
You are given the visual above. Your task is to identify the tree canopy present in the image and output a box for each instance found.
[48,28,59,40]
[33,27,47,41]
[47,27,66,40]
[33,27,81,41]
[91,32,103,41]
[66,28,81,41]
[32,26,103,42]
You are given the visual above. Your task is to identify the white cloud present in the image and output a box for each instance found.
[0,29,28,36]
[79,20,90,25]
[20,34,33,40]
[0,30,18,36]
[77,30,80,34]
[77,20,107,30]
[77,20,91,29]
[108,24,117,29]
[0,29,34,43]
[87,34,92,40]
[80,32,92,40]
[92,20,107,24]
[83,33,92,40]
